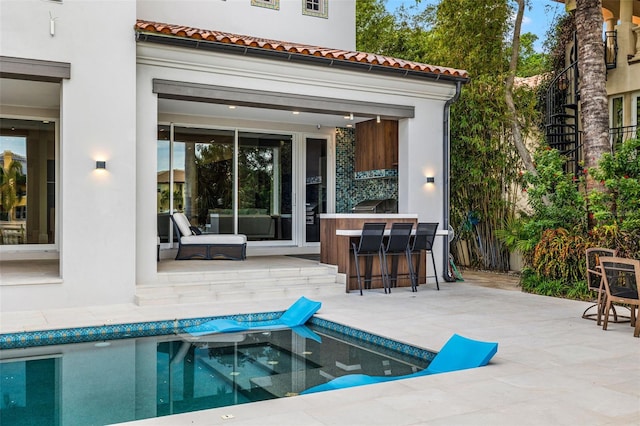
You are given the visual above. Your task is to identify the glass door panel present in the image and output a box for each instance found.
[238,132,292,241]
[157,125,172,243]
[305,138,327,243]
[172,127,236,234]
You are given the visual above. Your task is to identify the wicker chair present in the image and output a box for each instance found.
[584,248,617,322]
[599,257,640,337]
[171,212,247,260]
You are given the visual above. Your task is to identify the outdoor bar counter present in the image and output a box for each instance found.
[319,213,424,293]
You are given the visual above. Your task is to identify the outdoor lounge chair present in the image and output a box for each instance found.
[599,257,640,337]
[301,334,498,394]
[182,296,322,337]
[171,212,247,260]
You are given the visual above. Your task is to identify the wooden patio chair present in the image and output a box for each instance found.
[599,257,640,337]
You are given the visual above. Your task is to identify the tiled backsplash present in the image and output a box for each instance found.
[335,128,398,213]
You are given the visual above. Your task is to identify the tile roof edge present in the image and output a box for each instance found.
[134,19,469,81]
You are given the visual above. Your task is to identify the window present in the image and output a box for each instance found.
[303,0,328,18]
[251,0,279,10]
[1,118,56,246]
[610,96,624,146]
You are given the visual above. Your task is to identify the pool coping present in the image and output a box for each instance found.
[0,312,436,363]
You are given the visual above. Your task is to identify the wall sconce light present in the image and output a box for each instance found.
[376,115,381,123]
[96,161,106,170]
[425,176,435,183]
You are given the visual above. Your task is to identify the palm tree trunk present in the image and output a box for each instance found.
[575,0,609,192]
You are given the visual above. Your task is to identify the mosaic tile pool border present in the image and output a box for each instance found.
[0,313,435,363]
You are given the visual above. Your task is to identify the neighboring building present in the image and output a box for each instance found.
[547,0,640,173]
[0,0,468,311]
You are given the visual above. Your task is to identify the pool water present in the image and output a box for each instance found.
[0,322,433,425]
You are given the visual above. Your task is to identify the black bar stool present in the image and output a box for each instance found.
[381,223,414,293]
[409,222,439,291]
[351,222,386,295]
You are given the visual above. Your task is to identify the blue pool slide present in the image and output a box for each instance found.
[301,334,498,394]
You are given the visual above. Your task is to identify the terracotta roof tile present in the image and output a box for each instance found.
[135,20,468,80]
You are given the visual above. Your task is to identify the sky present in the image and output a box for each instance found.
[1,137,26,157]
[384,0,566,52]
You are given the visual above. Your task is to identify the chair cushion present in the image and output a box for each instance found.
[173,213,193,237]
[181,234,247,245]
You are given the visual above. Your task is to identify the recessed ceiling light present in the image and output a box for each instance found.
[346,124,353,128]
[343,115,350,119]
[292,111,300,115]
[228,105,236,109]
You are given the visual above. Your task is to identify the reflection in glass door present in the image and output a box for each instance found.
[305,138,327,243]
[157,126,293,243]
[238,132,292,241]
[0,118,56,246]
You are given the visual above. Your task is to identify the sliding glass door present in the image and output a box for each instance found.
[157,125,292,243]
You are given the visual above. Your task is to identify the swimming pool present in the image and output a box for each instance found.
[0,315,435,425]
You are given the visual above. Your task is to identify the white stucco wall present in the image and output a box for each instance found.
[136,0,356,51]
[1,0,458,310]
[135,43,457,283]
[1,0,138,309]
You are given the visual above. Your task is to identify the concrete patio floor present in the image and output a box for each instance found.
[1,272,638,425]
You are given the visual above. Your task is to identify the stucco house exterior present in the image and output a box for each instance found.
[547,0,639,172]
[0,0,468,312]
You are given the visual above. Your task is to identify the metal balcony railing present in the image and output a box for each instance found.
[604,30,617,70]
[610,125,639,148]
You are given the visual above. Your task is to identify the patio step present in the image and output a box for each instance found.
[135,264,345,305]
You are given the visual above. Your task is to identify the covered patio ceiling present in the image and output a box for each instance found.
[158,97,373,128]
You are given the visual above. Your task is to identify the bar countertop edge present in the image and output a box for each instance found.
[319,213,419,220]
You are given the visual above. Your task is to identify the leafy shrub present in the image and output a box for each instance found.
[500,144,640,300]
[520,268,591,300]
[532,228,588,283]
[588,138,640,234]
